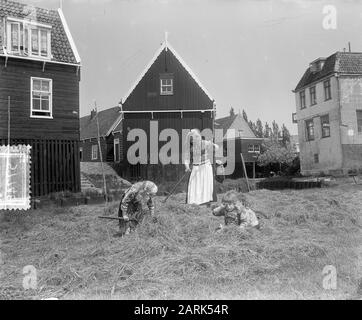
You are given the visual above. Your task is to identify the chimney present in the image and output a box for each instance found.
[90,108,97,120]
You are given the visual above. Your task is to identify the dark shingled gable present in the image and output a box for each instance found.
[0,0,77,64]
[295,52,362,91]
[80,107,121,140]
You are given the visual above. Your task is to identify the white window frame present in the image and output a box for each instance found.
[30,77,53,119]
[7,21,21,54]
[92,145,98,160]
[6,18,52,59]
[160,78,174,96]
[254,145,261,154]
[114,138,120,163]
[248,145,255,153]
[29,26,51,59]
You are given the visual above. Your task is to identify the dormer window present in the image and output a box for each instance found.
[6,18,51,59]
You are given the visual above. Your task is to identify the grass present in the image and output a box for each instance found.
[0,182,361,300]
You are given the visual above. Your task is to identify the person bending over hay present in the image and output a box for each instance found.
[212,191,259,231]
[116,181,158,236]
[184,129,219,205]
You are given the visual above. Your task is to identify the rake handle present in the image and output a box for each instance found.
[98,216,137,222]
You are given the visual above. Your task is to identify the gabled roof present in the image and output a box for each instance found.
[121,41,214,105]
[215,114,238,131]
[295,52,362,91]
[0,0,80,65]
[80,107,121,140]
[215,113,256,139]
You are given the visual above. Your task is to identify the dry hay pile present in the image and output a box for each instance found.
[0,184,361,300]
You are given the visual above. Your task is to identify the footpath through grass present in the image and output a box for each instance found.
[0,183,361,300]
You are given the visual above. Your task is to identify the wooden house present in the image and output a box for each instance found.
[0,0,81,197]
[215,111,263,178]
[112,40,216,182]
[80,106,123,163]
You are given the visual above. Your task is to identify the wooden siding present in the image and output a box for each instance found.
[0,57,80,141]
[80,135,119,163]
[0,138,80,197]
[122,49,213,111]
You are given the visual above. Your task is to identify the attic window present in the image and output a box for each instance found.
[6,18,51,59]
[160,74,174,96]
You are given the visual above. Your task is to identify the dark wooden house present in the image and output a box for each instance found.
[215,112,263,179]
[80,106,123,163]
[0,1,81,197]
[115,40,215,182]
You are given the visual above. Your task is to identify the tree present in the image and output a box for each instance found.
[255,119,264,138]
[271,120,280,141]
[257,140,297,172]
[230,107,235,117]
[264,122,271,138]
[242,109,248,123]
[281,124,291,146]
[248,120,257,136]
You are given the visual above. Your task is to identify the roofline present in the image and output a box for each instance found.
[58,8,81,64]
[7,16,52,29]
[0,52,81,67]
[293,72,336,93]
[121,40,214,105]
[222,137,264,141]
[107,113,123,137]
[121,109,214,113]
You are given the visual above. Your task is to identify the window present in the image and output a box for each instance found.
[92,145,98,160]
[79,147,83,161]
[8,22,20,53]
[314,154,319,164]
[31,77,52,118]
[114,138,120,163]
[310,86,317,105]
[30,27,50,57]
[248,145,261,153]
[321,115,330,138]
[306,119,315,141]
[160,74,173,95]
[324,80,331,101]
[6,19,51,59]
[357,110,362,134]
[300,90,306,109]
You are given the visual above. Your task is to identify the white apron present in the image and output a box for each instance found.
[187,160,214,205]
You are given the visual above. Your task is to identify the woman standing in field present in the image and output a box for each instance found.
[184,129,219,205]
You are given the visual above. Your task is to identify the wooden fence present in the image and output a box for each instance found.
[0,139,80,198]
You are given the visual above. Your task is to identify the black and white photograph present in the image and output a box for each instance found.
[0,0,361,304]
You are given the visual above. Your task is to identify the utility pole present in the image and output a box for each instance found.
[95,101,108,202]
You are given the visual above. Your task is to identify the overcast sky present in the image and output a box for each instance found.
[24,0,362,134]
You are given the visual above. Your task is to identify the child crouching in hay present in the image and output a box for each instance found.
[212,191,260,231]
[116,181,158,237]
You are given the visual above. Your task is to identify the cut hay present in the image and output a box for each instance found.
[0,183,361,300]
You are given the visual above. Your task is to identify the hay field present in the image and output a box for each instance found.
[0,182,361,300]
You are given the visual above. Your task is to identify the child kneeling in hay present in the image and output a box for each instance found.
[212,190,260,231]
[116,181,158,237]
